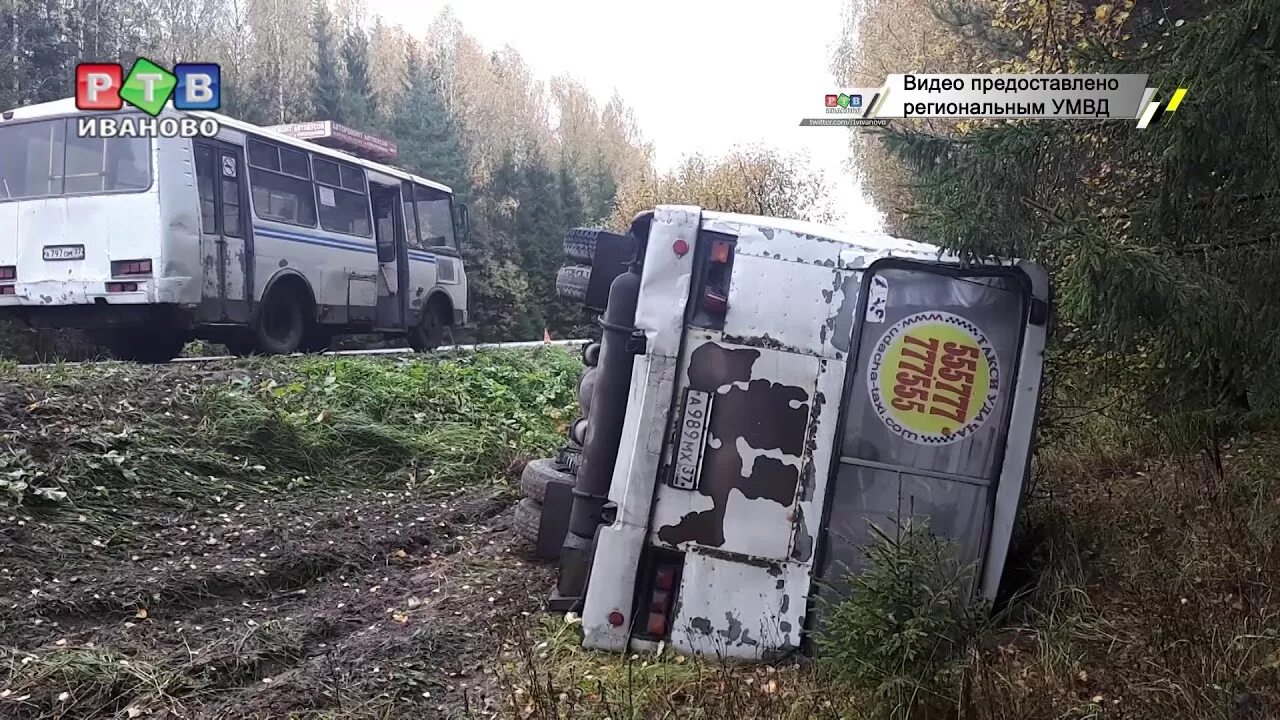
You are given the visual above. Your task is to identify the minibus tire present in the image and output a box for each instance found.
[582,341,601,367]
[556,265,591,303]
[255,289,306,355]
[521,457,575,504]
[514,497,542,544]
[564,228,599,264]
[408,309,445,352]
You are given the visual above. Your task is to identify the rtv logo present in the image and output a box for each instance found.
[76,58,221,115]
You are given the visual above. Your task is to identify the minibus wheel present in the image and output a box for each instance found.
[254,288,307,355]
[514,497,542,544]
[556,265,591,303]
[408,307,445,352]
[521,457,576,504]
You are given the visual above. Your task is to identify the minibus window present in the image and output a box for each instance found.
[0,117,150,201]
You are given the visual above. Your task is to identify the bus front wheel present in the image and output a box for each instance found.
[254,288,307,355]
[408,306,449,352]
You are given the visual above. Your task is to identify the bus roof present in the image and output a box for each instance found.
[2,98,454,196]
[700,210,946,258]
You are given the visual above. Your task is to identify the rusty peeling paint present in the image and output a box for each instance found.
[779,620,792,634]
[831,273,859,353]
[718,612,759,646]
[721,334,810,357]
[278,259,288,268]
[779,594,790,614]
[790,505,814,562]
[686,343,757,391]
[690,617,713,635]
[775,578,785,590]
[760,227,774,240]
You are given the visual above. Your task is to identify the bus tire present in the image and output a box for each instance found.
[254,287,307,355]
[408,303,447,352]
[556,265,591,303]
[520,457,575,504]
[514,497,542,544]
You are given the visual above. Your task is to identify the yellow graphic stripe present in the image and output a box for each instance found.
[1165,88,1188,113]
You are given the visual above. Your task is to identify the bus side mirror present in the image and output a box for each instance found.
[458,203,471,246]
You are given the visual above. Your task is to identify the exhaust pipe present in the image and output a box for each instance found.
[554,262,643,606]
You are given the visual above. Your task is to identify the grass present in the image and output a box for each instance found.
[1,646,197,718]
[0,347,582,554]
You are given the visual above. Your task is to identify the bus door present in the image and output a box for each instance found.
[811,258,1046,626]
[370,182,409,330]
[193,139,253,322]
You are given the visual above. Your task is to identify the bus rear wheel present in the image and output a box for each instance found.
[254,288,307,355]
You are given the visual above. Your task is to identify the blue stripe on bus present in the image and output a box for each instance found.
[253,225,438,264]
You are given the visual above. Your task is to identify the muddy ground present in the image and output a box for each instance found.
[0,358,570,720]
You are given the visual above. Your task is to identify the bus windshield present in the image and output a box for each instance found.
[0,116,151,201]
[409,184,457,251]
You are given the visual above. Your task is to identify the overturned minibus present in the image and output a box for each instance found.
[521,205,1050,660]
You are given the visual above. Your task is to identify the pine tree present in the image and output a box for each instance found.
[311,0,342,121]
[877,0,1280,446]
[391,41,469,197]
[339,21,373,128]
[514,141,564,333]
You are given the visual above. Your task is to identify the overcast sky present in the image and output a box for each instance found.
[364,0,883,229]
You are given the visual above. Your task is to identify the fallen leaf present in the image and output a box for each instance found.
[394,549,407,558]
[392,612,408,623]
[135,608,148,619]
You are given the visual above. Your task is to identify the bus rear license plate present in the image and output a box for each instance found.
[43,245,84,261]
[670,389,712,490]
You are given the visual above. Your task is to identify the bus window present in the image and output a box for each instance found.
[402,182,420,248]
[412,184,457,251]
[247,138,316,227]
[313,156,371,237]
[0,120,63,200]
[64,134,106,194]
[195,145,217,234]
[0,118,148,200]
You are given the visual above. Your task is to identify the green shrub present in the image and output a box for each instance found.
[817,520,985,719]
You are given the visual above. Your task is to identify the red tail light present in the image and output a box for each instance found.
[0,266,15,280]
[106,282,139,293]
[112,259,152,276]
[702,240,734,315]
[704,291,728,314]
[710,240,732,264]
[643,557,683,640]
[0,285,14,295]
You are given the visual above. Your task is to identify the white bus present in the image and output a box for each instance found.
[0,98,469,361]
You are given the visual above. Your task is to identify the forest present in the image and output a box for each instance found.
[0,0,835,360]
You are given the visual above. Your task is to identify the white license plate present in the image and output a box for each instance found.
[43,245,85,261]
[670,389,712,490]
